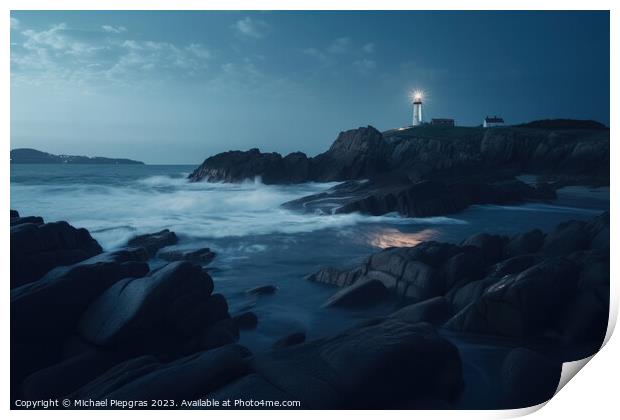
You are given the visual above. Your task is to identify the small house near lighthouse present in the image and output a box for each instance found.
[483,116,505,128]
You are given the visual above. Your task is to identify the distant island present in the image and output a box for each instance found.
[10,148,144,165]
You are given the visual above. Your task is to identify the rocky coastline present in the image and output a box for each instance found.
[187,123,608,218]
[10,208,609,409]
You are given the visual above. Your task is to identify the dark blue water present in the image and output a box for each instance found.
[10,164,609,351]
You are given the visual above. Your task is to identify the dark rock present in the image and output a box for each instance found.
[246,284,277,296]
[445,258,579,339]
[306,266,364,287]
[200,319,240,351]
[286,176,556,219]
[232,312,258,330]
[158,247,216,264]
[400,241,461,268]
[11,250,149,394]
[78,262,216,351]
[273,332,306,349]
[461,233,507,263]
[210,374,296,406]
[188,148,310,184]
[72,345,249,401]
[541,220,589,256]
[487,254,541,278]
[585,211,609,252]
[127,229,178,257]
[505,229,545,257]
[501,348,561,408]
[11,216,44,226]
[446,276,500,313]
[323,279,389,308]
[442,248,487,290]
[10,209,19,218]
[390,297,452,326]
[310,126,388,181]
[244,320,463,409]
[560,251,609,348]
[189,125,609,191]
[21,350,123,400]
[11,219,103,287]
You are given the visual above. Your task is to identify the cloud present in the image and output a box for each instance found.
[102,25,127,34]
[302,47,330,64]
[362,42,375,54]
[11,17,20,30]
[353,58,377,75]
[232,17,270,39]
[327,37,351,54]
[11,21,212,88]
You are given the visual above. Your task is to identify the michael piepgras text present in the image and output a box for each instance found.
[14,398,302,409]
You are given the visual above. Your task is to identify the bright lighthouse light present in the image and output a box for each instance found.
[409,90,424,103]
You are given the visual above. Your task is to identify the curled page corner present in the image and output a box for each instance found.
[555,355,595,395]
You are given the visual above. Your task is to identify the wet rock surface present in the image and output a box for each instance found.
[10,210,609,409]
[10,212,103,288]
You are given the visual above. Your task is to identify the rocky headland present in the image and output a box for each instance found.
[10,148,144,165]
[188,122,608,217]
[10,208,609,409]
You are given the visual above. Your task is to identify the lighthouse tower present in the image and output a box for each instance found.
[411,91,423,126]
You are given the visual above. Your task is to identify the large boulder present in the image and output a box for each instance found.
[445,258,579,339]
[188,148,311,184]
[390,297,452,326]
[72,345,250,401]
[214,320,463,409]
[541,220,590,256]
[11,249,149,395]
[127,229,178,257]
[158,247,216,265]
[560,250,609,350]
[11,218,103,287]
[461,233,507,263]
[501,348,561,408]
[442,247,487,291]
[585,211,609,252]
[306,266,364,287]
[78,262,218,353]
[505,229,545,257]
[323,279,389,308]
[21,350,124,400]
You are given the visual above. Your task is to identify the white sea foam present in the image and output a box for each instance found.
[10,173,467,249]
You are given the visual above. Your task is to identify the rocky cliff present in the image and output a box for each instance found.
[188,124,609,185]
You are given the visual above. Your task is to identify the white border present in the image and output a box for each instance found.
[3,2,616,419]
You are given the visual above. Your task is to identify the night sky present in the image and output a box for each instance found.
[10,11,610,164]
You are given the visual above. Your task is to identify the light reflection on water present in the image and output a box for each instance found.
[365,228,438,248]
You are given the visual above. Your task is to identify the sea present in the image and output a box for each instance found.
[10,164,610,353]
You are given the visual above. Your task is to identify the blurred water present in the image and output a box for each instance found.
[10,164,609,351]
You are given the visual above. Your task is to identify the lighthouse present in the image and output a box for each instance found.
[411,90,423,126]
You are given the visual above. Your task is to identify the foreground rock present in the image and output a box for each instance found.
[10,213,103,287]
[127,229,178,257]
[158,247,216,265]
[78,262,223,354]
[211,320,463,409]
[71,344,250,402]
[310,212,609,358]
[11,248,150,396]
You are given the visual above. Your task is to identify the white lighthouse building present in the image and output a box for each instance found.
[411,91,423,126]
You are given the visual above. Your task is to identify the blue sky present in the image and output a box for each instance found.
[10,11,610,164]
